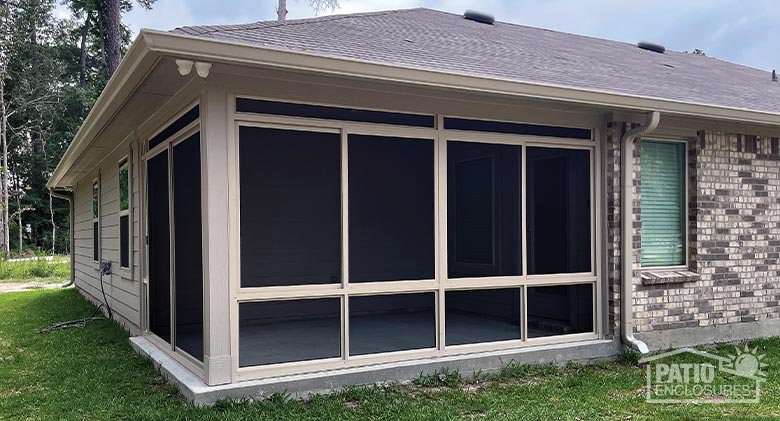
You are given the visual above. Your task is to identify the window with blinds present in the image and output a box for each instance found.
[640,140,686,267]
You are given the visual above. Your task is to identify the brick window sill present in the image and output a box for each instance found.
[640,269,700,285]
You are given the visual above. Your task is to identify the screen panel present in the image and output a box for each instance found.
[446,288,521,345]
[239,298,341,367]
[239,126,342,288]
[147,150,171,343]
[527,147,591,275]
[349,293,436,355]
[448,141,522,278]
[527,283,593,338]
[348,134,434,282]
[173,134,204,361]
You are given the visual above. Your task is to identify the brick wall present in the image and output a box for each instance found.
[610,128,780,342]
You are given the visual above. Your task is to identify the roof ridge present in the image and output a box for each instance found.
[174,7,428,36]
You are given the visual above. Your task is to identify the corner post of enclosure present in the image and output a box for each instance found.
[201,86,232,385]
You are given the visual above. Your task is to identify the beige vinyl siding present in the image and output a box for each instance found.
[72,144,142,334]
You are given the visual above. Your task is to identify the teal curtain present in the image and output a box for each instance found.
[640,141,686,267]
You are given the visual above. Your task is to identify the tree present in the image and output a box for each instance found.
[0,0,145,256]
[685,49,707,56]
[106,0,156,75]
[106,0,120,74]
[277,0,339,22]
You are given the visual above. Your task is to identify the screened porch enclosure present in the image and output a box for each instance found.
[229,97,600,379]
[146,106,205,365]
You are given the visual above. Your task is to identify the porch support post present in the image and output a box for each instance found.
[202,87,232,385]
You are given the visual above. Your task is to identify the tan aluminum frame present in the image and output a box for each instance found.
[638,137,690,270]
[118,158,131,270]
[141,101,206,380]
[228,94,602,381]
[92,177,100,263]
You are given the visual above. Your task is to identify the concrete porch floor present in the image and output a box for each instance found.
[231,310,572,367]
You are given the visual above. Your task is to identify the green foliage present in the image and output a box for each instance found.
[4,289,780,419]
[494,360,559,380]
[1,0,155,255]
[684,48,707,56]
[0,256,69,280]
[412,368,462,388]
[618,347,642,366]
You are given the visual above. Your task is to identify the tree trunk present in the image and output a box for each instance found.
[31,128,44,188]
[0,78,7,256]
[106,0,121,75]
[99,19,108,79]
[78,13,92,86]
[16,194,21,255]
[277,0,287,22]
[49,192,55,254]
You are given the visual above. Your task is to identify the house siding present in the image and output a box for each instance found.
[72,144,142,335]
[608,125,780,348]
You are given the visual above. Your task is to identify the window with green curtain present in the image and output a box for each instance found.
[641,140,686,267]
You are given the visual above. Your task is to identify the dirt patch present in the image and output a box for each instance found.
[0,282,66,293]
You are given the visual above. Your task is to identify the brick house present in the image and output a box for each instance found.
[47,8,780,403]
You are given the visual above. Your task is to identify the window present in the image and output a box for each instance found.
[641,140,686,267]
[119,160,130,269]
[92,179,99,262]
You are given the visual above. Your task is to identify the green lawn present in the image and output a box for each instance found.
[1,289,780,420]
[0,257,70,281]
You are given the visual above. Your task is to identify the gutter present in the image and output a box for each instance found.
[620,111,660,354]
[144,30,780,125]
[49,188,75,288]
[49,29,780,190]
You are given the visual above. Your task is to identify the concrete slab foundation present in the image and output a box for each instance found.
[637,319,780,351]
[130,336,620,405]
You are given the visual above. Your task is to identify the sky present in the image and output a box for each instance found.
[58,0,780,71]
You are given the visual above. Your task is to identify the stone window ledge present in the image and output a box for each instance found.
[640,269,700,285]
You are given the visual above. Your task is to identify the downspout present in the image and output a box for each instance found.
[620,111,660,354]
[49,188,75,288]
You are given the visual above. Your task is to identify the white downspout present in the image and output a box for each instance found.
[620,111,660,354]
[49,188,75,288]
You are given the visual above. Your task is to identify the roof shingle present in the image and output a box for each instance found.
[173,8,780,115]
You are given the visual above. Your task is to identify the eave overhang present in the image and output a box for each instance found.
[48,29,780,189]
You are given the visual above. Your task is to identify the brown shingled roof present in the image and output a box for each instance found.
[172,8,780,115]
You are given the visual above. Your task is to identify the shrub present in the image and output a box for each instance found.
[412,368,463,388]
[0,256,70,280]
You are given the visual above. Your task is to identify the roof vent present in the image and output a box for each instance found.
[637,41,665,54]
[464,10,495,25]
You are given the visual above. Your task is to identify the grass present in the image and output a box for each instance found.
[2,289,780,420]
[0,257,69,282]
